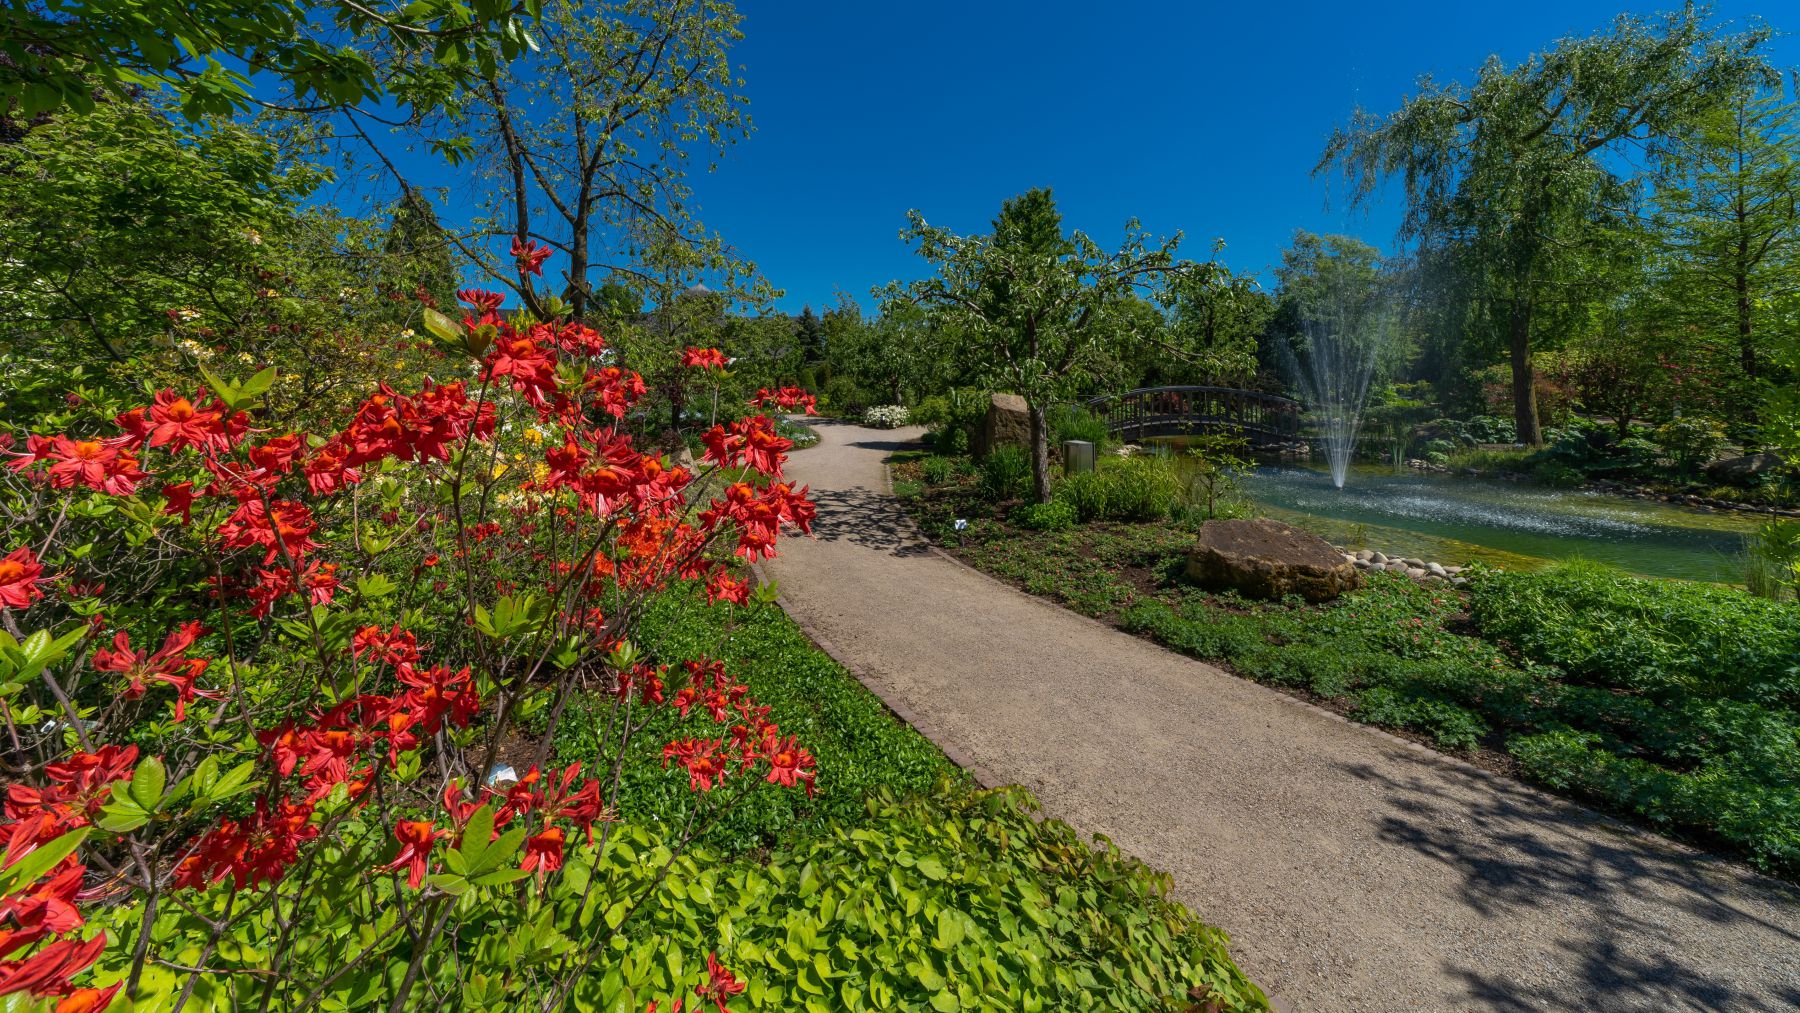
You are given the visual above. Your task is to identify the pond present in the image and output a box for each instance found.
[1239,463,1762,583]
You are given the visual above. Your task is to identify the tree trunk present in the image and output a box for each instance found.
[1028,401,1053,504]
[1736,270,1756,380]
[1508,300,1543,446]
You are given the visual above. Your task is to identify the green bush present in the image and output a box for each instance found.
[1531,460,1585,488]
[557,590,964,852]
[978,445,1033,501]
[516,786,1269,1012]
[1509,729,1800,873]
[1050,404,1109,447]
[920,454,961,485]
[1055,456,1184,523]
[913,389,989,456]
[1012,499,1077,531]
[1654,417,1728,474]
[822,375,875,415]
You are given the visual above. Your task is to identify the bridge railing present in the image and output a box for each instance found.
[1082,386,1305,445]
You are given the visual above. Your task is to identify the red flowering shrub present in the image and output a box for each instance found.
[0,292,817,1009]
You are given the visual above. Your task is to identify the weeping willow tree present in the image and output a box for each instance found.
[1317,6,1775,445]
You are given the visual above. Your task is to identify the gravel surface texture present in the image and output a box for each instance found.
[762,419,1800,1013]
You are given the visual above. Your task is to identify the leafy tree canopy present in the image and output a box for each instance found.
[2,0,542,121]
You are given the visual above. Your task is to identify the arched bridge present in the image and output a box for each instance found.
[1084,386,1304,446]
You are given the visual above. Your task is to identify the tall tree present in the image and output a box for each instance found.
[794,305,826,364]
[374,0,763,322]
[1319,7,1775,445]
[890,188,1182,502]
[1153,244,1267,388]
[1652,84,1800,434]
[380,188,461,313]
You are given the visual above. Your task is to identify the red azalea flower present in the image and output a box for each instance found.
[0,934,107,1003]
[50,983,120,1012]
[145,389,225,452]
[0,546,46,609]
[510,236,552,276]
[175,799,318,890]
[457,288,505,313]
[247,433,304,475]
[160,482,197,524]
[32,436,146,495]
[681,347,728,370]
[749,386,817,415]
[91,623,216,721]
[694,952,745,1013]
[521,826,564,874]
[384,820,445,889]
[217,497,321,564]
[762,736,816,797]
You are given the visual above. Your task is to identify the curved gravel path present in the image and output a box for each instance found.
[762,419,1800,1013]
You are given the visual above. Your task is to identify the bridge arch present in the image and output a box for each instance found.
[1083,386,1304,446]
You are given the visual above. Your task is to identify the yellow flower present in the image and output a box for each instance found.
[522,428,545,445]
[491,463,508,478]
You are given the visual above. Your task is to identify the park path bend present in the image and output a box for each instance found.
[762,419,1800,1013]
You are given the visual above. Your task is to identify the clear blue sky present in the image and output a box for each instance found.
[391,1,1796,313]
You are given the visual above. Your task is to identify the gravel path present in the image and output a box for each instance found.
[762,419,1800,1013]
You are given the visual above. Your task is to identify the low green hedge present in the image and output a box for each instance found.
[561,786,1270,1012]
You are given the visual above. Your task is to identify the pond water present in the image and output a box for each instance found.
[1239,463,1762,583]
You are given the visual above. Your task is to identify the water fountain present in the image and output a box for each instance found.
[1282,284,1393,489]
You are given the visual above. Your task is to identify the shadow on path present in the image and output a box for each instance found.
[1334,759,1800,1011]
[806,484,934,557]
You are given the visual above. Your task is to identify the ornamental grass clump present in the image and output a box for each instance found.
[0,256,831,1009]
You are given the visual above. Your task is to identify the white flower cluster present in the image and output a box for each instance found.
[862,405,910,429]
[176,339,213,361]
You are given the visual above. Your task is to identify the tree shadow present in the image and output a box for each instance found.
[848,437,925,453]
[805,484,934,557]
[1332,758,1800,1010]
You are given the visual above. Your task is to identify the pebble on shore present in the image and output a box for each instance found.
[1341,546,1469,586]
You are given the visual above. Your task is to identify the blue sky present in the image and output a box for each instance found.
[399,1,1798,313]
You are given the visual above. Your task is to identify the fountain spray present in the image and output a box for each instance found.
[1283,282,1393,490]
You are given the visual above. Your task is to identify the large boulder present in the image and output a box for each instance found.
[1185,518,1361,603]
[973,392,1032,458]
[1706,452,1790,485]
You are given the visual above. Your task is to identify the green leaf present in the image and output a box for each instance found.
[0,828,89,890]
[471,867,530,888]
[934,910,964,949]
[96,801,148,833]
[459,805,496,865]
[205,760,260,806]
[426,872,469,896]
[240,366,278,396]
[423,307,463,344]
[356,573,397,599]
[130,757,167,811]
